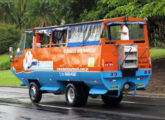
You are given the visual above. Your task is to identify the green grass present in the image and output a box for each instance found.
[150,49,165,60]
[0,54,11,70]
[0,70,21,86]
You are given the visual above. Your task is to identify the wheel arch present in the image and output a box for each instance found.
[28,79,41,88]
[59,81,90,92]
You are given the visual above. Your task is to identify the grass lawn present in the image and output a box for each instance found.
[0,70,21,86]
[150,49,165,60]
[0,54,10,70]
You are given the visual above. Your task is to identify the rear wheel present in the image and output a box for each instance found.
[65,83,88,107]
[29,82,42,103]
[101,94,123,106]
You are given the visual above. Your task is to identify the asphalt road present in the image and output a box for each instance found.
[0,87,165,120]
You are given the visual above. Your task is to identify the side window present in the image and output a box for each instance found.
[109,25,121,40]
[68,25,83,44]
[37,29,51,48]
[52,30,67,47]
[25,32,33,49]
[67,23,102,47]
[40,34,50,46]
[101,27,109,40]
[84,23,102,42]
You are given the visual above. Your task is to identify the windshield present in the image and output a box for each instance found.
[108,24,144,40]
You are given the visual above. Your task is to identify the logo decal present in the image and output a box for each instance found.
[23,51,34,70]
[23,51,53,70]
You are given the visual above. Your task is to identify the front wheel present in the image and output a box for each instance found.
[101,94,123,106]
[29,82,42,103]
[65,83,88,107]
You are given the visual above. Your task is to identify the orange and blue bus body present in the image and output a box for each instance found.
[11,16,152,105]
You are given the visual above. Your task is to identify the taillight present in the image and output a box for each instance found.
[148,70,150,74]
[114,72,117,76]
[144,71,147,74]
[110,73,113,76]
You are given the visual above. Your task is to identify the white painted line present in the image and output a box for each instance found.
[122,101,136,104]
[38,104,72,110]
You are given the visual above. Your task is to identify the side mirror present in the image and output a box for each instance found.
[9,47,14,62]
[16,48,21,54]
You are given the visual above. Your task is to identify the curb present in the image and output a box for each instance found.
[136,93,165,98]
[0,86,27,89]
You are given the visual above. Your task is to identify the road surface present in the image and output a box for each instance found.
[0,87,165,120]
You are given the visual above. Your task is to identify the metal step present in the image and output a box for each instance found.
[118,44,138,69]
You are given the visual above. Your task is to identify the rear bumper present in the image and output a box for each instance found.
[89,69,152,95]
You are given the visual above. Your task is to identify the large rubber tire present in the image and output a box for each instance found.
[65,83,88,107]
[29,82,42,103]
[101,94,123,106]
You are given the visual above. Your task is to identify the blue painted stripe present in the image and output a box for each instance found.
[67,41,100,47]
[52,27,68,31]
[69,22,102,27]
[83,41,100,46]
[67,42,83,47]
[106,21,146,26]
[36,28,51,31]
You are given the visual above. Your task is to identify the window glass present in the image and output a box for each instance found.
[36,29,51,48]
[52,30,67,47]
[68,26,83,43]
[25,32,33,49]
[101,27,109,40]
[108,24,144,40]
[15,33,26,57]
[109,25,121,40]
[40,34,50,45]
[84,23,102,42]
[129,24,144,39]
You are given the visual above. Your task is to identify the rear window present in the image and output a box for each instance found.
[108,24,144,40]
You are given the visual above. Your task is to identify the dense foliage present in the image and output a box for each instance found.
[0,0,165,54]
[0,23,21,54]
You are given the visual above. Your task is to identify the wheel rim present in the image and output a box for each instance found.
[30,86,36,99]
[67,87,75,103]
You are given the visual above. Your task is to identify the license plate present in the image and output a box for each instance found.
[136,84,144,87]
[110,86,118,89]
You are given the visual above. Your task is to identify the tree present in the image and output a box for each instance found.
[0,0,29,29]
[26,0,55,27]
[0,23,21,54]
[0,0,13,24]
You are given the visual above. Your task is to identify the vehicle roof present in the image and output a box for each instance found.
[24,16,146,32]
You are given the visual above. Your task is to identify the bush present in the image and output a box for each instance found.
[0,23,21,54]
